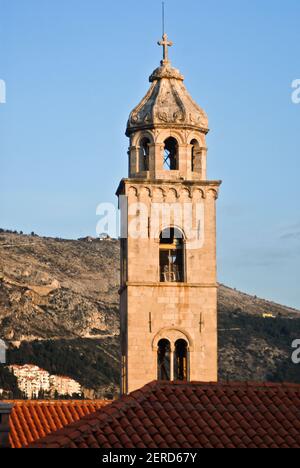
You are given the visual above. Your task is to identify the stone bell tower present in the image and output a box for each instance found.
[117,34,221,394]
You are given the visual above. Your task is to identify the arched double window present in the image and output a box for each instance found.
[140,137,150,172]
[157,338,189,382]
[159,228,184,283]
[157,339,171,381]
[163,137,178,170]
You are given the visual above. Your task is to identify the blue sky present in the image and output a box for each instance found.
[0,0,299,308]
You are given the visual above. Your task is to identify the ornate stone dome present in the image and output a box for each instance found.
[126,35,209,137]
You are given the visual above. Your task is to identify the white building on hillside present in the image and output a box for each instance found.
[9,365,82,398]
[9,365,50,398]
[49,375,82,396]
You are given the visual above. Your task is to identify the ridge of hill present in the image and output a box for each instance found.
[0,230,299,397]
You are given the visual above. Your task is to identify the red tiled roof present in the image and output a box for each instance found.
[29,381,300,449]
[5,400,110,448]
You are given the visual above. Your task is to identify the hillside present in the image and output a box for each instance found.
[0,230,299,397]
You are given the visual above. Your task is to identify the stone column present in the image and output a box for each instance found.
[154,143,164,178]
[178,144,190,178]
[170,346,175,381]
[200,147,207,180]
[187,144,193,178]
[148,143,156,175]
[129,146,140,177]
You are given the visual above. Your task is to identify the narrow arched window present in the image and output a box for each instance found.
[157,339,171,381]
[174,339,188,381]
[163,137,178,170]
[140,138,150,172]
[159,228,184,283]
[191,139,200,173]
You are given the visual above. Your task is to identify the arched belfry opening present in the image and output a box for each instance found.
[139,137,150,172]
[157,339,171,381]
[163,137,178,170]
[191,139,201,173]
[174,339,188,381]
[159,228,184,283]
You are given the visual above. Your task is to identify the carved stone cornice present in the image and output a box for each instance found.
[116,178,222,200]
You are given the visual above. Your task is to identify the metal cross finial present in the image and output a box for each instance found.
[158,33,173,64]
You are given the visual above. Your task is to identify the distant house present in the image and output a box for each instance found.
[98,234,112,241]
[78,236,95,243]
[0,339,7,364]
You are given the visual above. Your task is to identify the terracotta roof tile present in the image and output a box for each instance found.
[3,400,110,448]
[24,381,300,449]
